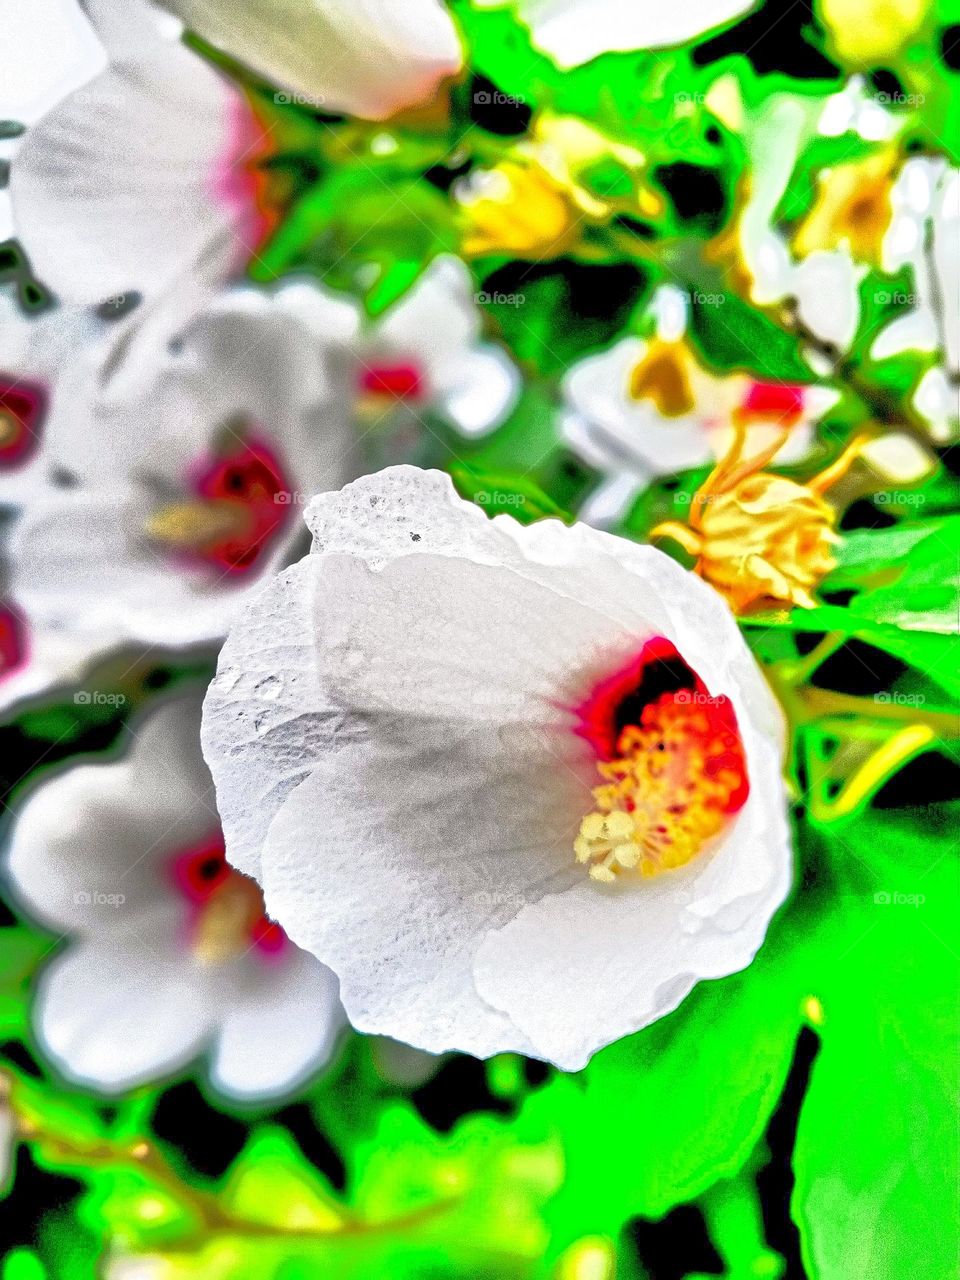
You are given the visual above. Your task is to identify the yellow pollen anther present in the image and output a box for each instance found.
[145,499,251,552]
[651,425,869,614]
[576,694,747,881]
[192,876,265,966]
[628,339,697,417]
[459,112,662,259]
[460,161,580,258]
[793,148,899,266]
[0,409,21,447]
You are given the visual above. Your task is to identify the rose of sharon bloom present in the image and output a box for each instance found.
[561,286,834,526]
[876,157,959,443]
[278,256,520,442]
[0,295,126,715]
[5,690,344,1098]
[156,0,463,121]
[9,0,271,339]
[202,467,791,1070]
[8,287,355,665]
[474,0,757,69]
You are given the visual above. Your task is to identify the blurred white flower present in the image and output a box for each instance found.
[5,689,344,1099]
[875,157,959,442]
[0,1071,14,1194]
[562,286,834,525]
[0,291,111,505]
[474,0,756,69]
[6,286,355,680]
[156,0,464,121]
[202,466,791,1070]
[9,0,271,343]
[0,0,105,241]
[737,94,868,352]
[278,256,521,443]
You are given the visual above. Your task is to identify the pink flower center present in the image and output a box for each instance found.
[171,833,288,964]
[738,382,805,428]
[0,605,26,679]
[0,377,46,468]
[185,434,293,576]
[573,636,749,815]
[359,362,425,402]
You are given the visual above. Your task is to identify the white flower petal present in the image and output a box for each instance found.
[482,0,757,68]
[434,346,521,437]
[6,691,215,931]
[210,949,345,1099]
[35,916,217,1092]
[10,16,261,306]
[472,730,788,1069]
[0,0,105,125]
[8,287,354,655]
[794,248,862,352]
[562,338,714,477]
[207,467,790,1066]
[375,256,481,374]
[932,168,959,374]
[157,0,463,120]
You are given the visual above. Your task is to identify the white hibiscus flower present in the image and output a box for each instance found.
[0,291,123,715]
[8,0,271,344]
[875,156,959,443]
[735,92,873,353]
[201,466,791,1070]
[156,0,464,121]
[0,290,111,504]
[473,0,757,69]
[5,688,344,1099]
[6,285,355,675]
[562,286,835,525]
[0,1071,14,1194]
[278,255,521,445]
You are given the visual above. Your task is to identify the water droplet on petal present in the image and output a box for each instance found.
[254,674,283,700]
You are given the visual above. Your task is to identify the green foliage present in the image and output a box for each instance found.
[792,808,960,1280]
[2,2,958,1278]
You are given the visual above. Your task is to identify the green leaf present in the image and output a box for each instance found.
[516,924,806,1249]
[250,169,456,315]
[743,518,960,699]
[792,807,960,1280]
[686,289,815,383]
[451,463,573,523]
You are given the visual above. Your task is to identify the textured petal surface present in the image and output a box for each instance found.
[157,0,463,120]
[207,467,791,1065]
